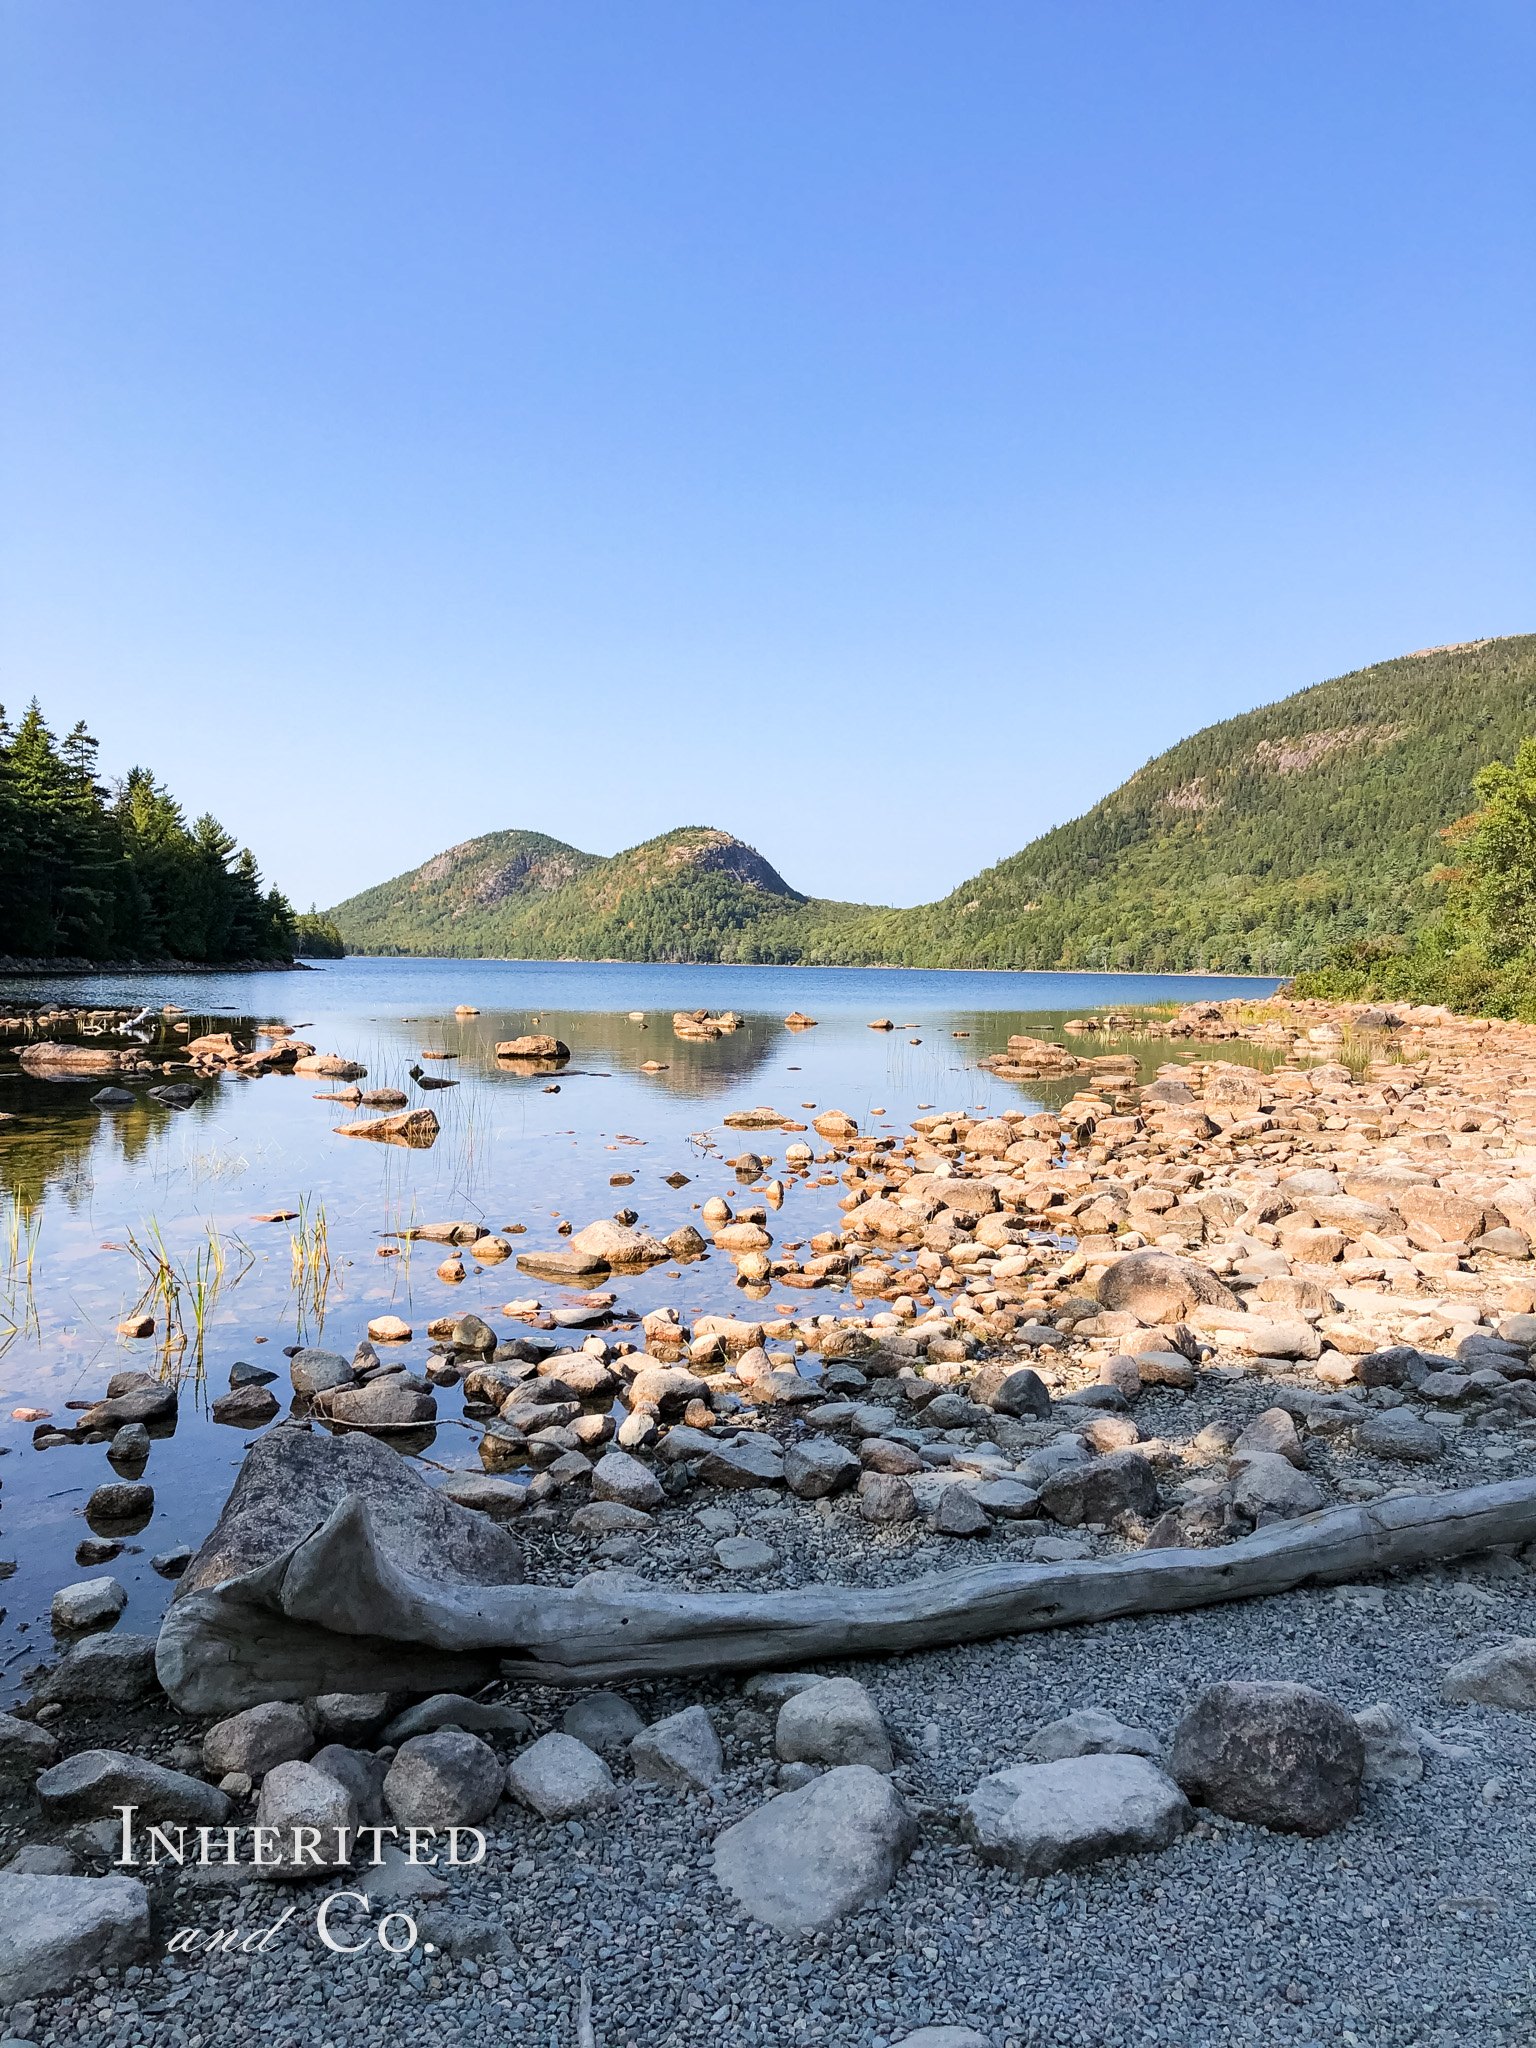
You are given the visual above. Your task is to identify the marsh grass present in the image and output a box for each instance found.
[0,1200,42,1352]
[287,1195,334,1340]
[123,1216,255,1376]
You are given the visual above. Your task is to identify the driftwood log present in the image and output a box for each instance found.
[156,1427,1536,1713]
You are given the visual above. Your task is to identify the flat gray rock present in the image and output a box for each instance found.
[1443,1638,1536,1709]
[0,1872,151,2002]
[1025,1710,1161,1762]
[713,1765,917,1932]
[961,1753,1191,1874]
[716,1536,778,1571]
[0,1712,59,1781]
[36,1749,231,1827]
[381,1694,532,1745]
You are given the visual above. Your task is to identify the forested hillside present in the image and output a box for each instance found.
[329,825,858,963]
[329,637,1536,973]
[0,701,295,964]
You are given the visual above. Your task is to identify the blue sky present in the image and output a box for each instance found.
[2,1,1532,910]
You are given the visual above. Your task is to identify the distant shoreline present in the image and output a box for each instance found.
[330,953,1284,984]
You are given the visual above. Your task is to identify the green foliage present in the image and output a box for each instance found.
[294,909,346,958]
[0,700,296,964]
[328,637,1536,976]
[1290,729,1536,1020]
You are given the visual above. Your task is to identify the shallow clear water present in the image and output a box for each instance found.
[0,957,1281,1704]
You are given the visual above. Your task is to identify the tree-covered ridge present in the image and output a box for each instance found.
[329,825,829,962]
[327,637,1536,973]
[0,702,295,963]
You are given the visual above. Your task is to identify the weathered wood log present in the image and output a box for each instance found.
[155,1424,1536,1711]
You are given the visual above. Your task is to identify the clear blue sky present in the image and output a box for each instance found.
[2,2,1532,912]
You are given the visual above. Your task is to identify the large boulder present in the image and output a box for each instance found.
[960,1754,1191,1874]
[713,1766,917,1932]
[1096,1252,1239,1325]
[0,1873,151,2001]
[1169,1681,1363,1835]
[775,1679,893,1772]
[384,1731,503,1826]
[156,1427,524,1715]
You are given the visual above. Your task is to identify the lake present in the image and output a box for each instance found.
[0,957,1281,1704]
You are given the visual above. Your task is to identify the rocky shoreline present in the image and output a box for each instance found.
[4,991,1536,2048]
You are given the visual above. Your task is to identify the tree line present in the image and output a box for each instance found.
[0,700,298,963]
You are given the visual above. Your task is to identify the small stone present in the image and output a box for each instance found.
[562,1693,646,1750]
[84,1483,153,1529]
[255,1759,357,1878]
[590,1449,665,1511]
[0,1713,59,1781]
[857,1471,917,1522]
[36,1750,231,1827]
[699,1437,786,1488]
[1230,1451,1327,1519]
[783,1438,862,1498]
[630,1704,724,1792]
[571,1499,655,1536]
[308,1693,392,1745]
[1353,1702,1424,1784]
[1357,1410,1446,1461]
[1442,1638,1536,1709]
[1026,1710,1161,1762]
[741,1671,826,1709]
[384,1731,503,1827]
[210,1384,281,1427]
[150,1543,193,1578]
[716,1536,778,1571]
[203,1702,316,1781]
[381,1695,531,1745]
[930,1487,990,1536]
[776,1678,893,1772]
[1233,1407,1307,1467]
[505,1732,619,1820]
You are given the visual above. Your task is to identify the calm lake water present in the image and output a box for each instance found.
[0,958,1281,1705]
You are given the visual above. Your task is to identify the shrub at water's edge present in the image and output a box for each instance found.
[1289,733,1536,1022]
